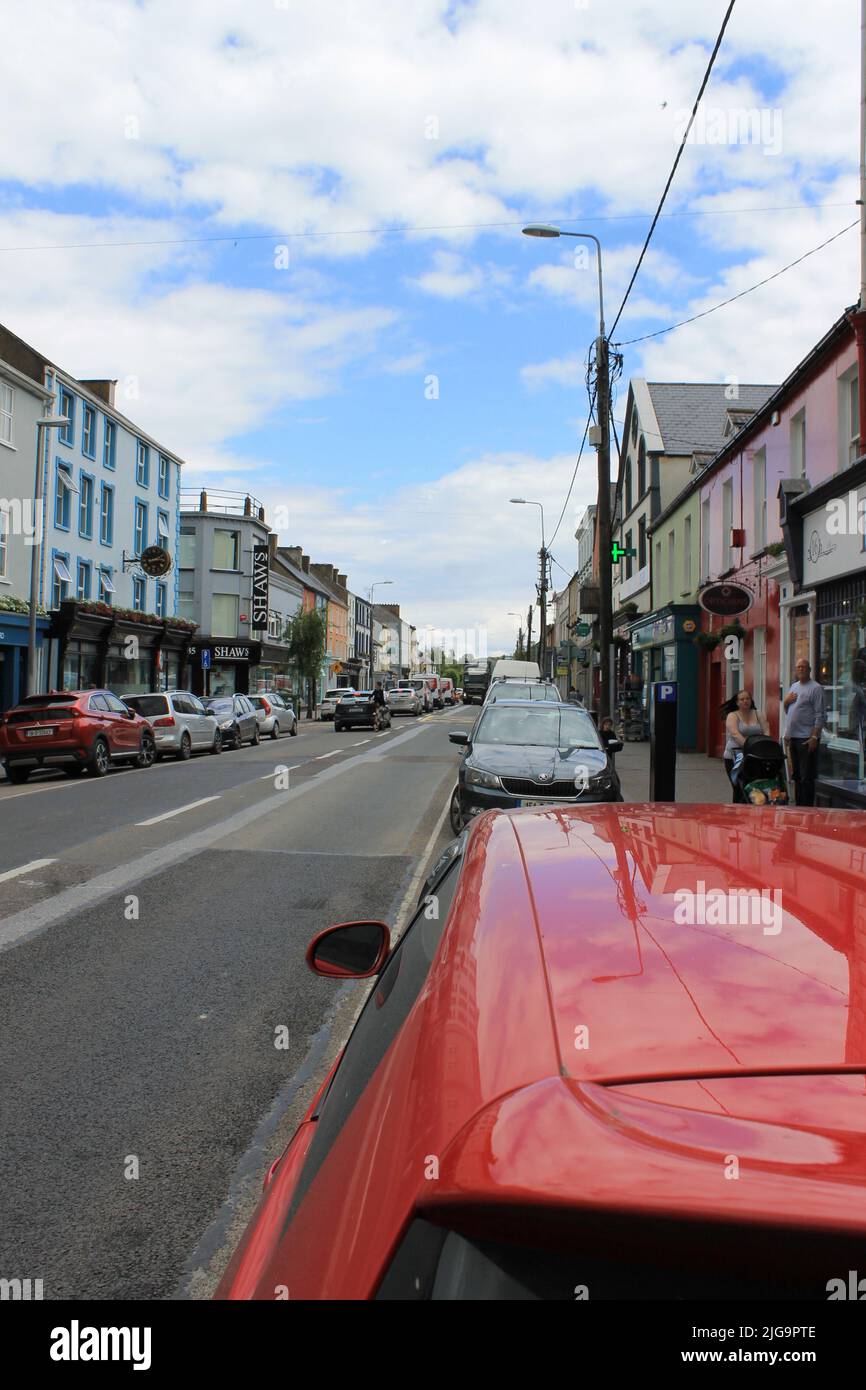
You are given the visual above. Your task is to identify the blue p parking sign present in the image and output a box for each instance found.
[201,648,212,670]
[658,682,677,702]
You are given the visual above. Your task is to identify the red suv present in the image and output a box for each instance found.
[0,690,156,784]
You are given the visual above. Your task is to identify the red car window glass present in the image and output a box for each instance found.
[88,694,110,712]
[284,861,462,1228]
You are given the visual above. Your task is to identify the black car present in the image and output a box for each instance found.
[448,699,622,834]
[202,694,260,749]
[334,691,391,732]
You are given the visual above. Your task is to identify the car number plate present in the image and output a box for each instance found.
[519,797,573,807]
[25,727,56,737]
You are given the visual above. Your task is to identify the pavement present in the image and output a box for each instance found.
[615,737,732,805]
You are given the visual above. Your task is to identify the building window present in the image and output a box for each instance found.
[637,438,646,497]
[625,528,633,580]
[76,559,92,601]
[103,418,116,469]
[78,472,94,539]
[701,497,711,579]
[654,540,662,594]
[52,553,72,608]
[268,610,281,639]
[158,454,170,499]
[212,593,239,636]
[98,567,115,604]
[638,514,646,569]
[177,598,196,622]
[0,505,7,575]
[625,461,632,514]
[631,409,638,445]
[683,515,692,593]
[155,581,167,618]
[213,529,240,570]
[134,499,147,555]
[179,527,196,568]
[753,447,767,550]
[722,479,733,570]
[136,440,149,487]
[0,382,13,445]
[55,461,77,529]
[100,482,114,546]
[58,386,75,445]
[156,509,170,545]
[790,408,806,478]
[839,369,860,470]
[133,575,146,612]
[82,404,96,459]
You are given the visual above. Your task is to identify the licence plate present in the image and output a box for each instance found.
[25,727,56,738]
[519,797,574,807]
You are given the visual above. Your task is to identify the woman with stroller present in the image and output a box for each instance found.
[722,689,767,803]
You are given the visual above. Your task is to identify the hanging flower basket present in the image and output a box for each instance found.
[719,621,746,639]
[693,630,721,650]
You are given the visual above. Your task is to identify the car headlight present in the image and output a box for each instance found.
[220,719,234,729]
[465,765,502,790]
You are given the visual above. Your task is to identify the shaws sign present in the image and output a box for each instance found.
[251,545,269,631]
[698,581,754,617]
[186,642,260,662]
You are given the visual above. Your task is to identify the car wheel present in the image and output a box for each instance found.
[177,732,192,761]
[251,724,260,746]
[229,724,240,748]
[270,722,280,740]
[210,730,223,754]
[6,765,30,785]
[290,720,298,736]
[449,785,465,837]
[137,733,156,769]
[90,737,110,777]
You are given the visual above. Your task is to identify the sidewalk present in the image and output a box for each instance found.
[615,738,732,805]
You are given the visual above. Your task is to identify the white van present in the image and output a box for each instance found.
[490,659,541,681]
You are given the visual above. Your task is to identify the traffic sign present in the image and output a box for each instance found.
[658,682,677,702]
[201,648,212,670]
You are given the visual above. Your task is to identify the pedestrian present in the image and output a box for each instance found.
[721,690,766,803]
[599,715,618,762]
[372,679,386,730]
[782,658,826,806]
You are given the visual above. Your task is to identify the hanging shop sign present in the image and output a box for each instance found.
[698,581,754,617]
[251,544,270,631]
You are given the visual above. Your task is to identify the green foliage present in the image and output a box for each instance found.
[0,594,47,615]
[285,607,327,715]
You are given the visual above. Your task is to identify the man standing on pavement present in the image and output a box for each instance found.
[782,658,826,806]
[372,680,386,729]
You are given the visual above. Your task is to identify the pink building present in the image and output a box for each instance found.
[696,310,862,773]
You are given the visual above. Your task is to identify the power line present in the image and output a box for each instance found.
[613,219,858,347]
[548,383,597,550]
[608,0,737,338]
[0,196,851,255]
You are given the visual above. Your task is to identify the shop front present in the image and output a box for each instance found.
[53,601,195,697]
[629,606,700,749]
[250,639,296,697]
[0,609,51,713]
[186,637,262,697]
[791,467,866,789]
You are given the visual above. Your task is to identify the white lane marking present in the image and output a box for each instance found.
[351,739,370,746]
[0,858,56,884]
[136,796,221,827]
[389,794,453,944]
[260,765,302,778]
[375,731,390,737]
[314,749,344,760]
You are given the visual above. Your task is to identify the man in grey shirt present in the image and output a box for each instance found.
[783,658,826,806]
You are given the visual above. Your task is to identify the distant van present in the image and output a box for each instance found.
[490,659,541,681]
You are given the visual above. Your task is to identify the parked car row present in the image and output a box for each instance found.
[0,688,298,784]
[318,680,464,720]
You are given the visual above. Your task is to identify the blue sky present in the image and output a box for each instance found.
[0,0,859,650]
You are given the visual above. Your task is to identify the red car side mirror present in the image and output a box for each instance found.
[306,921,391,979]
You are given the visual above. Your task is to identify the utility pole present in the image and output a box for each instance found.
[517,623,524,659]
[526,603,533,663]
[538,546,548,676]
[596,333,613,720]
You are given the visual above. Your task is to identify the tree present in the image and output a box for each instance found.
[285,607,327,718]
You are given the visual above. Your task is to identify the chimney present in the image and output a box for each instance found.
[302,554,310,573]
[200,490,208,512]
[80,379,117,407]
[337,573,347,589]
[268,533,277,561]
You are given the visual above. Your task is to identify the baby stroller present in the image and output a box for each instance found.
[730,733,790,805]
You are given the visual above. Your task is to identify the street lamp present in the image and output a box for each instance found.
[28,413,73,696]
[510,498,547,672]
[522,222,612,717]
[368,579,393,606]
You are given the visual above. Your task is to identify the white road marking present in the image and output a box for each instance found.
[351,739,370,746]
[314,750,344,760]
[0,858,56,884]
[260,765,302,778]
[136,796,221,826]
[375,730,390,737]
